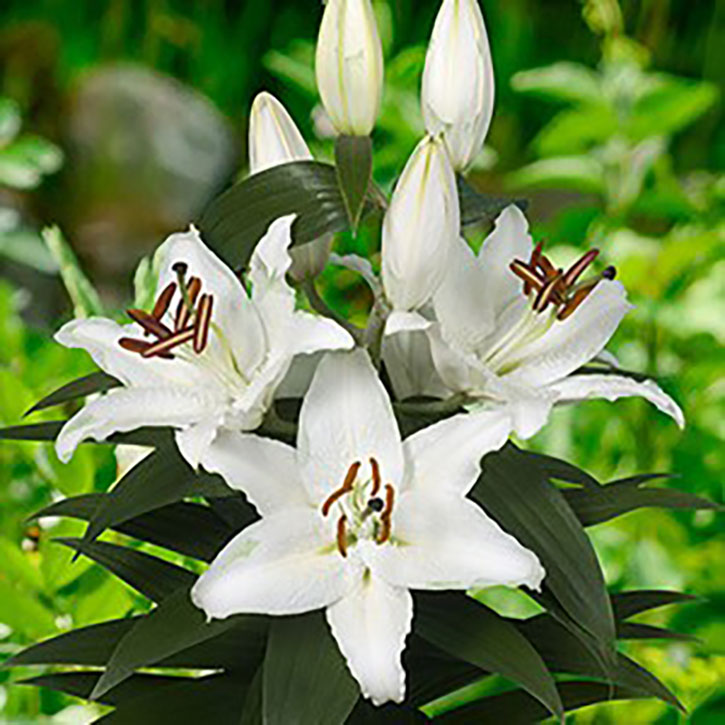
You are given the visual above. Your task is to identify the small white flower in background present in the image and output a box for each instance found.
[54,216,353,469]
[381,135,459,334]
[422,0,495,171]
[315,0,384,136]
[191,349,544,706]
[405,204,684,437]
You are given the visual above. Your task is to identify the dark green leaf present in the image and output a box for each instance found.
[575,365,652,383]
[617,622,699,643]
[524,450,600,489]
[415,592,562,720]
[346,700,429,723]
[263,611,359,725]
[335,135,373,232]
[239,668,263,725]
[611,590,697,620]
[24,371,121,417]
[458,176,527,228]
[474,445,615,656]
[56,537,196,602]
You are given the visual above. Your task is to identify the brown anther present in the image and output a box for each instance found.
[533,273,564,313]
[336,515,348,557]
[321,461,361,516]
[536,254,558,279]
[370,457,381,496]
[510,260,544,295]
[141,327,195,358]
[119,337,174,359]
[556,281,598,320]
[193,294,214,354]
[376,483,395,545]
[174,276,202,330]
[381,483,395,518]
[529,241,543,268]
[562,249,599,288]
[152,282,177,320]
[126,308,173,339]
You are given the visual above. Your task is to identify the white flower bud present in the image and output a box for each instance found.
[315,0,384,136]
[422,0,494,171]
[382,135,460,313]
[248,91,312,175]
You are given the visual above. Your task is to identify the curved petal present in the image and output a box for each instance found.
[326,574,412,706]
[175,416,224,470]
[382,329,450,400]
[503,280,633,388]
[55,386,221,463]
[371,492,545,592]
[199,430,310,515]
[402,409,512,496]
[289,312,355,356]
[297,350,404,504]
[155,226,267,375]
[191,508,358,619]
[547,373,685,428]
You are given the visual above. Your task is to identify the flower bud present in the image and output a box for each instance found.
[382,135,460,313]
[422,0,494,171]
[248,91,312,175]
[315,0,384,136]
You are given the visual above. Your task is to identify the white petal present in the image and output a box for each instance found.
[248,215,295,305]
[199,430,310,515]
[248,92,312,174]
[326,575,412,706]
[191,508,358,619]
[297,350,404,504]
[384,310,432,337]
[175,417,223,470]
[155,226,267,375]
[371,492,545,591]
[427,323,489,394]
[55,386,220,463]
[290,312,355,356]
[402,409,512,496]
[503,280,633,388]
[547,374,685,428]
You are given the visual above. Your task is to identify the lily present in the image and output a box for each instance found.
[191,349,544,705]
[422,0,495,171]
[413,204,684,437]
[54,216,353,468]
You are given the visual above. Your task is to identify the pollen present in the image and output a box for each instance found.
[376,483,395,545]
[151,282,176,320]
[141,327,195,357]
[193,294,214,354]
[336,515,348,557]
[369,457,381,496]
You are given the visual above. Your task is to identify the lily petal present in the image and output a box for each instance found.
[175,417,224,471]
[402,409,512,496]
[199,430,310,515]
[55,386,221,463]
[290,312,355,356]
[191,507,358,619]
[297,350,404,504]
[382,329,450,400]
[326,574,412,706]
[548,373,685,428]
[372,491,544,591]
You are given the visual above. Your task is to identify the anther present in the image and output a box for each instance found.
[510,260,544,295]
[556,281,598,321]
[602,265,617,280]
[175,276,201,331]
[368,497,384,512]
[529,241,543,268]
[370,457,381,496]
[536,254,557,279]
[533,273,563,313]
[193,294,213,354]
[321,461,361,516]
[376,483,395,545]
[119,337,174,359]
[126,308,172,339]
[336,515,348,557]
[141,327,195,358]
[562,249,599,288]
[151,282,177,320]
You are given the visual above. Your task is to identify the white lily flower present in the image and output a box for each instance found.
[422,0,495,171]
[191,349,544,705]
[54,216,353,468]
[382,135,459,332]
[420,204,684,437]
[315,0,384,136]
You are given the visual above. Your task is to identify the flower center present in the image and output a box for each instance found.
[320,457,396,558]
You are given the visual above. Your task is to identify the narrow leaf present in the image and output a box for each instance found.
[617,621,698,643]
[335,135,373,232]
[263,611,359,725]
[347,700,430,723]
[611,590,697,621]
[525,450,600,489]
[416,592,563,720]
[457,176,527,227]
[25,371,121,416]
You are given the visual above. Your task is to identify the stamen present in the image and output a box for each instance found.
[193,294,214,354]
[556,281,598,320]
[141,327,195,358]
[562,249,599,288]
[321,461,361,516]
[175,276,202,330]
[151,281,176,320]
[126,308,172,339]
[370,457,381,496]
[529,241,543,269]
[376,484,395,545]
[336,515,348,557]
[119,337,174,359]
[510,260,544,294]
[536,254,557,279]
[602,265,617,280]
[533,273,564,312]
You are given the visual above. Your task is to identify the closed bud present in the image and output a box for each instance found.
[382,135,460,313]
[422,0,494,171]
[315,0,384,136]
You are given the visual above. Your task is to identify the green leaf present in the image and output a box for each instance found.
[91,587,266,698]
[562,475,718,526]
[34,495,235,562]
[0,420,176,447]
[239,668,263,725]
[617,622,698,643]
[457,176,526,228]
[473,445,616,655]
[263,611,359,725]
[335,135,373,232]
[0,97,21,145]
[0,227,59,273]
[507,156,605,194]
[511,62,603,105]
[347,700,430,723]
[198,161,378,269]
[56,537,196,602]
[611,590,697,620]
[524,450,600,489]
[25,371,121,416]
[533,105,618,156]
[415,592,563,720]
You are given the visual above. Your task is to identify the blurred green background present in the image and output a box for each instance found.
[0,0,722,722]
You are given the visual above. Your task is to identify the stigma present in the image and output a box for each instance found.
[510,243,616,321]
